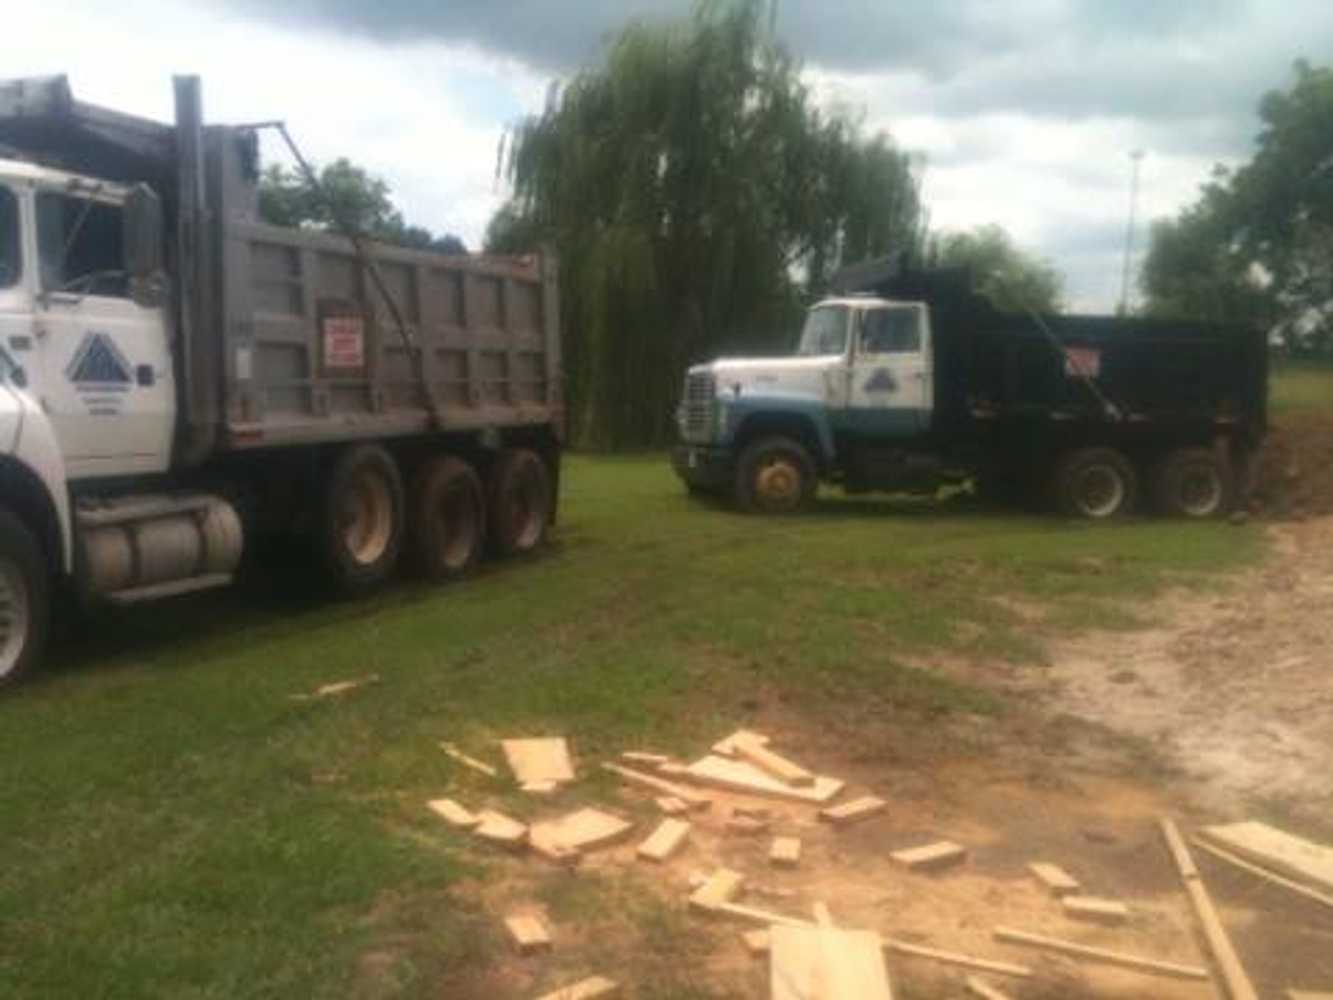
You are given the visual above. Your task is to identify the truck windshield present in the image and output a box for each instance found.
[0,187,18,289]
[796,306,849,356]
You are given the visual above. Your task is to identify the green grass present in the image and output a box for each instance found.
[0,459,1262,998]
[1270,358,1333,412]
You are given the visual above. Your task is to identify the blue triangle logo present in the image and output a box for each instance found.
[66,332,132,387]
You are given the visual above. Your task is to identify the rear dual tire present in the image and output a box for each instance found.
[1052,447,1138,519]
[1151,448,1231,518]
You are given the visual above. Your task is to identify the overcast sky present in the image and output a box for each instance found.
[10,0,1332,311]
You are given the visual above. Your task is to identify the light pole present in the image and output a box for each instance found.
[1119,149,1145,316]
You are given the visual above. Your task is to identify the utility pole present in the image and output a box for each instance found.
[1119,149,1145,316]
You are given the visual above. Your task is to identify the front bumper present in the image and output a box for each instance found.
[671,444,734,492]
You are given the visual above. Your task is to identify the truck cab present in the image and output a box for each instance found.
[673,295,940,511]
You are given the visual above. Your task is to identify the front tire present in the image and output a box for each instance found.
[0,509,50,688]
[1052,447,1137,519]
[318,444,405,595]
[1151,448,1231,518]
[734,436,816,514]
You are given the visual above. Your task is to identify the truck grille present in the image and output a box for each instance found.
[681,371,715,441]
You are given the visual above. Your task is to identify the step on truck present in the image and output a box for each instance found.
[673,258,1266,517]
[0,75,563,684]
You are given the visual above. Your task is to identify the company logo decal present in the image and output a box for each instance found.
[863,367,898,393]
[66,331,132,388]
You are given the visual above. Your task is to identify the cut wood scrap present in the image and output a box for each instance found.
[770,836,801,868]
[426,798,479,829]
[891,841,966,872]
[689,868,745,911]
[657,762,690,777]
[530,808,633,855]
[742,928,770,956]
[770,924,894,1000]
[882,939,1032,979]
[812,901,834,926]
[732,736,814,787]
[521,780,559,795]
[682,755,843,804]
[993,926,1209,980]
[1029,862,1081,897]
[291,674,379,699]
[655,796,690,815]
[502,738,574,787]
[621,751,670,765]
[1288,992,1333,1000]
[528,826,581,865]
[1062,896,1130,924]
[712,729,770,757]
[1199,820,1333,895]
[1161,817,1259,1000]
[473,810,528,848]
[1193,837,1333,913]
[601,763,711,809]
[440,742,499,777]
[504,913,551,954]
[637,818,691,862]
[534,975,620,1000]
[965,975,1013,1000]
[819,795,887,827]
[726,815,770,835]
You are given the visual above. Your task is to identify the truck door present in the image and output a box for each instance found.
[31,185,174,479]
[848,304,932,435]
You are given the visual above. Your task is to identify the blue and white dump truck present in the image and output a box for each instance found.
[674,261,1267,517]
[0,76,563,684]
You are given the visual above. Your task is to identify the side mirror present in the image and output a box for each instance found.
[123,183,163,279]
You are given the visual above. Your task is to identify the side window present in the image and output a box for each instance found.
[861,308,922,354]
[0,187,18,289]
[36,191,129,298]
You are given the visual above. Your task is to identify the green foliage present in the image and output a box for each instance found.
[259,158,467,254]
[490,0,923,448]
[1142,61,1333,351]
[925,224,1065,314]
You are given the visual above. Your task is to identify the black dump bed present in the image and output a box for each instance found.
[836,257,1268,444]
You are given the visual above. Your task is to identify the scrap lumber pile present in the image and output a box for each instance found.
[422,728,1333,998]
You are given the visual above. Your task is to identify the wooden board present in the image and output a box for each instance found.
[883,939,1032,979]
[530,808,633,855]
[769,924,894,1000]
[637,819,691,862]
[892,841,966,871]
[473,809,527,848]
[1200,820,1333,895]
[440,742,499,777]
[993,926,1208,980]
[601,763,712,809]
[656,796,690,815]
[683,755,843,804]
[742,929,771,956]
[818,796,887,827]
[504,913,551,954]
[1193,837,1333,913]
[535,975,620,1000]
[965,975,1013,1000]
[1062,896,1129,924]
[1288,992,1333,999]
[770,837,802,868]
[713,729,771,757]
[733,738,814,787]
[502,738,574,786]
[622,751,670,765]
[1029,862,1080,897]
[689,868,745,911]
[427,798,479,829]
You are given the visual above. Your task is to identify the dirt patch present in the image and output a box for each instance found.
[1253,408,1333,519]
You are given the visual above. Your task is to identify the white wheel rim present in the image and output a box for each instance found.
[1178,465,1223,516]
[341,468,394,566]
[0,555,31,678]
[1075,465,1125,518]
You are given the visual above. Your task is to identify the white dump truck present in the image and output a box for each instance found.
[0,75,564,684]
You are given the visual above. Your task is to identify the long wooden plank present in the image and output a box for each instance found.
[892,841,967,871]
[682,755,843,804]
[1199,821,1333,895]
[770,924,894,1000]
[1161,818,1258,1000]
[993,926,1209,981]
[734,737,814,787]
[1193,837,1333,913]
[502,738,575,786]
[427,798,479,829]
[440,742,499,777]
[965,976,1013,1000]
[637,819,691,862]
[535,976,620,1000]
[1029,862,1080,897]
[602,763,712,808]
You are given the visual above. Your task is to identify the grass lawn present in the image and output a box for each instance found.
[1270,357,1333,412]
[0,459,1269,997]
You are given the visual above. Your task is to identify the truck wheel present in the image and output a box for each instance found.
[408,456,485,580]
[488,449,551,557]
[0,509,50,688]
[735,436,816,514]
[1052,447,1137,519]
[319,444,405,594]
[1151,448,1231,518]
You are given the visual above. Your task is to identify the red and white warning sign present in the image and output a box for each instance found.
[1064,346,1101,378]
[322,316,365,370]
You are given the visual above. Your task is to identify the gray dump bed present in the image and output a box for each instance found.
[0,74,562,458]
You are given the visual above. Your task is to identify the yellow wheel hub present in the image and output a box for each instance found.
[756,459,800,504]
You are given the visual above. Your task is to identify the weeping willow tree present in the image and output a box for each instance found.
[487,0,923,448]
